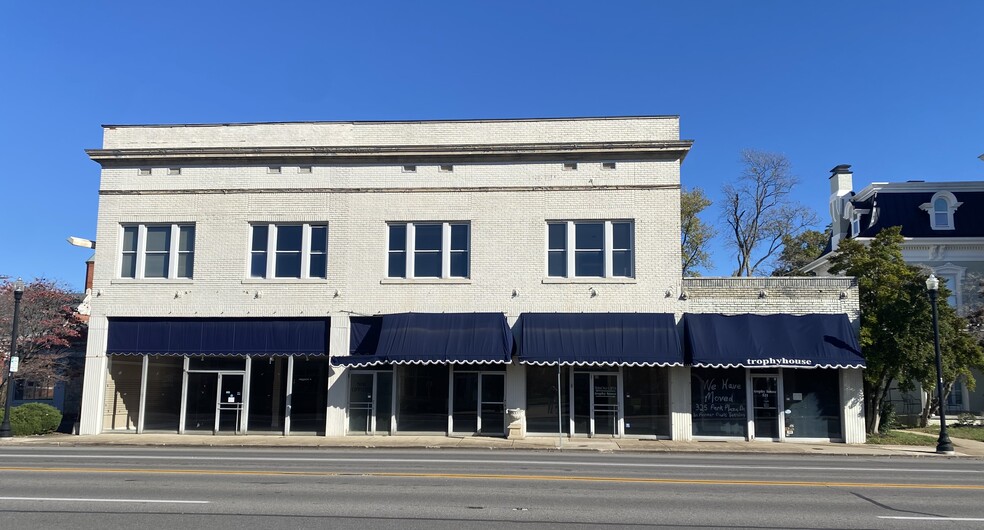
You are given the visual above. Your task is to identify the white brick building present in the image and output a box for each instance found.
[80,116,866,443]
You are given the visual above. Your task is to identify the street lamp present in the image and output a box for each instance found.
[926,274,955,455]
[1,278,25,438]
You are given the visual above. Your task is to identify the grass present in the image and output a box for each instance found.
[865,430,937,446]
[910,425,984,442]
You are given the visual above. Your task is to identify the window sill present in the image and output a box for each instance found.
[240,278,328,284]
[380,278,472,285]
[542,277,637,284]
[111,279,195,285]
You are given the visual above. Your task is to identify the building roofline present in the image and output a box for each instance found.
[87,140,694,166]
[852,180,984,201]
[100,115,682,129]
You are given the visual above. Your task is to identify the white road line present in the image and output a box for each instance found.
[0,496,209,504]
[0,453,979,474]
[879,516,984,522]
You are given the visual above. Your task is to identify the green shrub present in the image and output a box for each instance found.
[0,403,63,436]
[879,402,900,434]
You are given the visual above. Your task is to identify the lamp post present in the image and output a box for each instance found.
[1,278,25,438]
[926,274,955,455]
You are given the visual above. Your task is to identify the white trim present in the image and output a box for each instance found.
[920,190,962,231]
[385,221,471,279]
[248,222,329,280]
[545,220,635,279]
[933,263,966,310]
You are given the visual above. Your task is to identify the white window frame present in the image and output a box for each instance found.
[386,222,470,279]
[119,223,195,280]
[933,263,966,311]
[544,220,634,279]
[248,223,329,279]
[921,191,962,231]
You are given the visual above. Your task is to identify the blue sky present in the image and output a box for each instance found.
[1,1,982,290]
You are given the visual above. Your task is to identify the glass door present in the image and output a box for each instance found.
[348,371,393,435]
[349,373,375,434]
[752,375,779,440]
[216,373,244,434]
[479,373,505,436]
[451,371,505,436]
[592,374,619,437]
[572,371,621,437]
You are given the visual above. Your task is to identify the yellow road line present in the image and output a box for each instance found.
[1,466,982,490]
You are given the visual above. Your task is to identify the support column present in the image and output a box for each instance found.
[669,365,692,441]
[841,368,866,443]
[78,315,109,435]
[324,314,349,436]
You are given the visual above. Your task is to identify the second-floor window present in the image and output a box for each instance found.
[250,223,328,279]
[387,222,469,279]
[120,224,195,279]
[547,220,634,278]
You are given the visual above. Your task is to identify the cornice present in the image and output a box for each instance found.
[98,183,681,196]
[87,140,694,167]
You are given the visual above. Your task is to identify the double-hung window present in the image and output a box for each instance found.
[250,223,328,279]
[546,220,634,278]
[387,222,469,279]
[120,224,195,279]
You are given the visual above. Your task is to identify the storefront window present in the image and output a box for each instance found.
[143,356,183,431]
[398,364,449,432]
[525,365,569,434]
[248,357,288,433]
[691,367,747,437]
[624,367,669,436]
[104,355,142,431]
[290,357,329,434]
[783,369,842,439]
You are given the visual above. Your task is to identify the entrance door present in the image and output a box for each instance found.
[348,372,393,435]
[592,374,619,437]
[573,372,620,437]
[751,375,779,440]
[216,373,244,434]
[452,372,505,436]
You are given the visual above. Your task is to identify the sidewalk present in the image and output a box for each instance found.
[5,432,984,457]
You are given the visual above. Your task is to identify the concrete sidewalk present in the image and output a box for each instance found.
[5,432,984,458]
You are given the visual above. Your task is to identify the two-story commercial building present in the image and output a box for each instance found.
[79,116,866,442]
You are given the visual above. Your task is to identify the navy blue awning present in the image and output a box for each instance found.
[683,313,864,369]
[518,313,682,366]
[107,318,328,357]
[332,312,512,367]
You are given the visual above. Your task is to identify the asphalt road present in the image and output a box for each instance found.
[1,446,982,529]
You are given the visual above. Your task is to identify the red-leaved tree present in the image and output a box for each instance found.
[0,278,87,406]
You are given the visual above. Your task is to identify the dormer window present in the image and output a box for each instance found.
[921,191,961,231]
[850,212,861,237]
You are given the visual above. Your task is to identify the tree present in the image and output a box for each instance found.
[771,227,831,276]
[0,278,86,407]
[722,149,818,276]
[681,187,715,276]
[827,227,984,434]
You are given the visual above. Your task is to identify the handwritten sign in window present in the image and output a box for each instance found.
[691,367,747,437]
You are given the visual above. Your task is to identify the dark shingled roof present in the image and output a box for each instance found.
[858,191,984,238]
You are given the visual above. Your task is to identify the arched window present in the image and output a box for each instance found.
[933,198,949,228]
[921,191,961,231]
